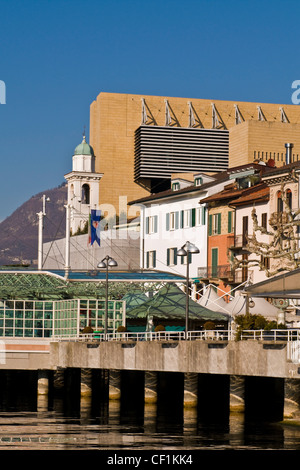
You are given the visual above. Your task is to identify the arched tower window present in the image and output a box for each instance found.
[277,191,283,212]
[286,188,292,209]
[277,189,292,212]
[70,184,74,200]
[82,184,90,204]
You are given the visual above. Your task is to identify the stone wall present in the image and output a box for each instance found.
[43,231,140,271]
[50,339,300,379]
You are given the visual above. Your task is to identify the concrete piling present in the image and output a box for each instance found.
[144,371,158,404]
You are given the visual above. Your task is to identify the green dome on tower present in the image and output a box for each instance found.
[74,135,94,156]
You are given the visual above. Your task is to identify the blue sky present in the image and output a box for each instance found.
[0,0,300,221]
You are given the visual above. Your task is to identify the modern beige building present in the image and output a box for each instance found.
[90,92,300,214]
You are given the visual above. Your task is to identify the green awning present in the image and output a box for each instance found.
[126,284,229,322]
[122,291,149,311]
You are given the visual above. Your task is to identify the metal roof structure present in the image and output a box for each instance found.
[0,269,185,299]
[126,284,229,322]
[245,269,300,299]
[121,291,149,311]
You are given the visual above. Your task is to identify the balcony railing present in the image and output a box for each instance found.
[198,265,253,284]
[198,265,233,279]
[229,234,249,250]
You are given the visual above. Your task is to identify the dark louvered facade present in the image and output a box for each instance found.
[134,126,229,190]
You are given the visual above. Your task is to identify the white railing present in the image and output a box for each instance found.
[187,330,235,341]
[240,329,300,342]
[51,329,300,344]
[51,331,187,342]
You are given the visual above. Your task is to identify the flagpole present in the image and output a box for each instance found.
[37,211,43,270]
[65,204,71,277]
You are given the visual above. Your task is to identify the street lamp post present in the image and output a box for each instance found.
[177,241,200,339]
[37,195,50,270]
[97,255,118,337]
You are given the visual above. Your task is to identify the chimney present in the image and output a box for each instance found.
[285,143,294,165]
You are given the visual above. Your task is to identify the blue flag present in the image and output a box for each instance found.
[90,209,101,246]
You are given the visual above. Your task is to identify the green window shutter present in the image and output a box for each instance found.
[228,211,232,233]
[208,214,212,236]
[174,248,177,265]
[217,213,222,234]
[202,207,206,225]
[191,208,196,227]
[153,251,156,268]
[154,215,158,233]
[166,248,170,266]
[175,211,179,229]
[188,252,192,264]
[146,217,149,234]
[146,252,149,268]
[180,210,184,228]
[212,248,218,265]
[166,213,170,231]
[212,248,218,277]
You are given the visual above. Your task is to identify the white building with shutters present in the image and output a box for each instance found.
[129,172,231,279]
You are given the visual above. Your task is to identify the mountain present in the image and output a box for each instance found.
[0,184,67,266]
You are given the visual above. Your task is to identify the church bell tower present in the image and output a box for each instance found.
[64,134,103,234]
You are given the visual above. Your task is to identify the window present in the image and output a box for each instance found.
[170,212,179,230]
[242,216,248,246]
[261,213,267,229]
[180,208,196,228]
[181,209,191,228]
[172,182,180,191]
[167,247,177,266]
[286,189,292,209]
[211,248,218,277]
[196,207,206,226]
[260,255,270,269]
[166,209,197,230]
[277,189,292,212]
[70,184,74,200]
[184,209,190,227]
[146,251,156,268]
[81,184,90,204]
[146,215,158,234]
[78,299,124,334]
[180,252,192,265]
[277,191,283,212]
[208,213,221,235]
[228,211,234,233]
[194,177,203,186]
[166,212,179,231]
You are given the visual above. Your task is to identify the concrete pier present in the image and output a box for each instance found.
[230,375,245,412]
[144,371,157,404]
[184,373,198,408]
[244,376,285,422]
[1,336,300,424]
[109,369,121,400]
[37,370,49,396]
[198,374,230,422]
[0,367,297,425]
[50,338,300,378]
[80,368,92,397]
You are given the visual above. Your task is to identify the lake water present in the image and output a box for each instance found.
[0,395,300,453]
